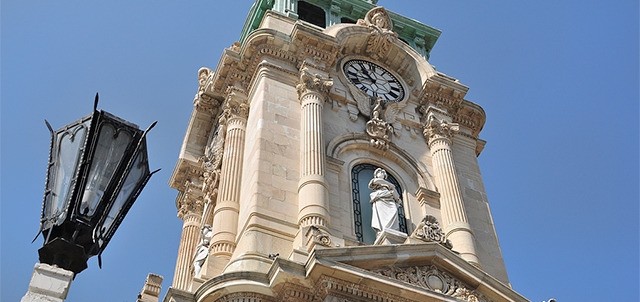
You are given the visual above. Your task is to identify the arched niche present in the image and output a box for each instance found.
[326,133,437,244]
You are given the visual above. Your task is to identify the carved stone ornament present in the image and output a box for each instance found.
[177,181,204,219]
[223,86,249,120]
[357,7,398,60]
[197,67,211,94]
[296,67,333,100]
[410,215,453,249]
[201,161,220,204]
[366,98,394,150]
[371,265,491,302]
[307,225,332,247]
[423,113,459,145]
[204,113,227,170]
[314,276,413,302]
[213,292,275,302]
[277,283,314,302]
[194,67,220,112]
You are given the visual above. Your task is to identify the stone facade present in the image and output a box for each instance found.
[166,1,526,301]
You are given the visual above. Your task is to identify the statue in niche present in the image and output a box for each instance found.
[193,225,213,276]
[369,168,401,234]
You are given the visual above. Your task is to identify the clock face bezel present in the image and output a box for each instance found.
[342,59,406,103]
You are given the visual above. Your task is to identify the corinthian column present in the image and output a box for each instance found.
[423,111,480,266]
[172,181,204,291]
[209,87,248,265]
[296,67,333,229]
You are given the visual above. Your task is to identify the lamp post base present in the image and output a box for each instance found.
[21,263,74,302]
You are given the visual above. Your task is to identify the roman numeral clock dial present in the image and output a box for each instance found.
[343,59,405,103]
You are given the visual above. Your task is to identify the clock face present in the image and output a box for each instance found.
[343,59,405,102]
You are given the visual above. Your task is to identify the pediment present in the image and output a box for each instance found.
[306,243,527,302]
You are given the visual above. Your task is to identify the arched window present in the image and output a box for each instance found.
[351,164,407,244]
[298,1,326,28]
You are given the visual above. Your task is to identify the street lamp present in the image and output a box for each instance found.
[23,94,158,301]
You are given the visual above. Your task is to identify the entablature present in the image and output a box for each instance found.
[189,243,527,302]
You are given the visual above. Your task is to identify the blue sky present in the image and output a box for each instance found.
[2,1,638,301]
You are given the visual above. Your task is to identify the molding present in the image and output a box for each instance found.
[327,132,436,191]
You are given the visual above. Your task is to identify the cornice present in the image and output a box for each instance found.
[291,22,340,71]
[170,158,203,192]
[417,75,486,138]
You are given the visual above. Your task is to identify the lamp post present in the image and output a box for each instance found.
[22,94,158,302]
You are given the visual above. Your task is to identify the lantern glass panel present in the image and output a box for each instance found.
[97,150,149,246]
[45,122,88,227]
[79,123,133,217]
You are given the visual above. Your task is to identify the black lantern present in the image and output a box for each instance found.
[35,94,158,275]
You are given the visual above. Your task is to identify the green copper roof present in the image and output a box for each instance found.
[238,0,441,59]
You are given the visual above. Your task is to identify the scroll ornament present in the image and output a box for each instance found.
[308,225,332,247]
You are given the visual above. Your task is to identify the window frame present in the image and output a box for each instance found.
[351,163,407,243]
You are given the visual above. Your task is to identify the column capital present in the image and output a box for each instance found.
[222,86,249,121]
[423,112,459,146]
[296,67,333,101]
[177,181,204,219]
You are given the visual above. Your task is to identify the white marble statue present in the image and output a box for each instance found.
[369,168,401,234]
[193,225,213,276]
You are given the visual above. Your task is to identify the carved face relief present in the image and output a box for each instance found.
[343,59,405,103]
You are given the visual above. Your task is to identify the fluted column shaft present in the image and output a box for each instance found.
[425,114,480,266]
[296,68,333,228]
[210,88,248,259]
[172,191,203,291]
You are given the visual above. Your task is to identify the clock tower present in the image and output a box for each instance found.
[167,1,527,301]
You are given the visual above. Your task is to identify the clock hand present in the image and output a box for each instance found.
[362,68,376,83]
